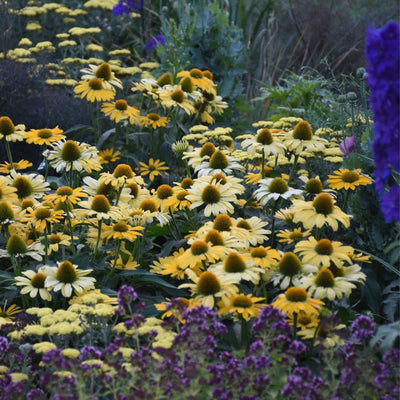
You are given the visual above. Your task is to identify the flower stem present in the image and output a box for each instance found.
[93,218,103,258]
[342,189,351,212]
[287,153,299,185]
[4,140,14,169]
[261,148,265,179]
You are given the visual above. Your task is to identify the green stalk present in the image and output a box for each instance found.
[261,148,265,179]
[4,140,14,169]
[43,225,49,263]
[93,218,103,258]
[287,153,299,185]
[183,159,192,178]
[65,206,76,255]
[342,189,351,212]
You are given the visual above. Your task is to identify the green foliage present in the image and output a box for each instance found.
[157,0,247,100]
[370,321,400,352]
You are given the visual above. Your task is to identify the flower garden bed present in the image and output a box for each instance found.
[0,1,399,399]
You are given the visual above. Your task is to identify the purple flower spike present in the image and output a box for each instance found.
[366,21,400,223]
[339,136,355,156]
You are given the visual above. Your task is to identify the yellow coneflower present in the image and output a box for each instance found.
[0,116,26,142]
[217,293,266,321]
[137,159,169,181]
[294,237,354,268]
[178,239,226,269]
[74,78,115,102]
[176,68,214,91]
[101,221,143,242]
[299,268,356,301]
[327,168,373,190]
[0,160,32,174]
[139,113,169,129]
[15,266,52,300]
[277,227,312,245]
[210,251,264,285]
[25,126,65,145]
[159,87,196,115]
[179,269,239,308]
[80,62,123,90]
[98,148,121,164]
[291,193,351,231]
[22,206,64,232]
[6,170,50,201]
[283,120,328,154]
[0,301,23,321]
[44,139,102,173]
[101,99,140,124]
[272,286,324,317]
[44,260,95,297]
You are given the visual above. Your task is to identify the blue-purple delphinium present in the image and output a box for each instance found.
[145,34,165,52]
[366,21,400,223]
[112,0,141,16]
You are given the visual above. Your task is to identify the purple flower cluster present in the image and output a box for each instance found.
[112,0,141,16]
[0,337,8,353]
[350,315,376,341]
[0,372,25,399]
[117,284,138,308]
[366,21,400,223]
[281,367,324,399]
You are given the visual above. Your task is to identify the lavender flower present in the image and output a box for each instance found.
[366,21,400,223]
[350,315,376,341]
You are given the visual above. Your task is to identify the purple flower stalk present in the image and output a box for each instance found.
[366,21,400,223]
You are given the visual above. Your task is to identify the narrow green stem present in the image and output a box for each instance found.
[261,148,265,179]
[115,185,124,206]
[240,316,249,350]
[183,159,191,178]
[287,153,299,185]
[109,239,122,278]
[43,225,49,263]
[93,218,103,258]
[4,140,14,169]
[342,189,351,212]
[65,207,76,255]
[293,312,298,340]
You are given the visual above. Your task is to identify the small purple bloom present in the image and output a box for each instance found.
[0,337,9,353]
[339,136,355,156]
[350,315,376,340]
[145,35,165,52]
[117,284,138,307]
[112,0,142,16]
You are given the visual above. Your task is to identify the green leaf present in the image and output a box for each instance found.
[97,127,115,149]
